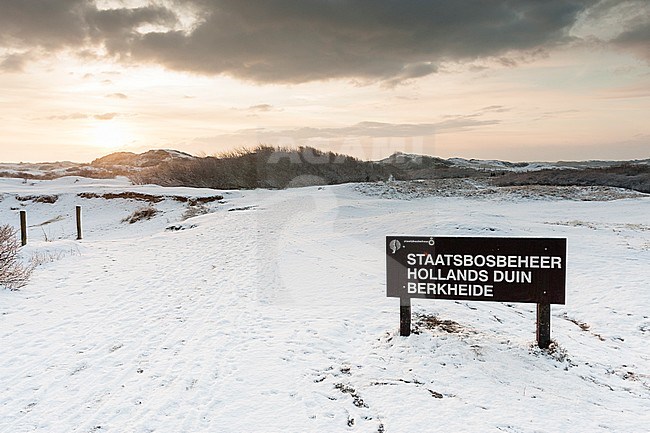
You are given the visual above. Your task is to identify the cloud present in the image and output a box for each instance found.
[93,112,119,120]
[45,112,120,120]
[381,62,439,88]
[0,52,32,72]
[125,0,591,84]
[479,105,511,114]
[0,0,608,84]
[198,118,500,147]
[0,0,89,49]
[0,1,177,50]
[572,0,650,62]
[106,92,128,99]
[612,22,650,61]
[246,104,274,112]
[45,112,89,120]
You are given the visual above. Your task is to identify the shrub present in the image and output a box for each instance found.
[122,206,158,224]
[0,225,32,290]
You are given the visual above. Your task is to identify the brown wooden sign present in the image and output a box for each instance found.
[387,236,566,304]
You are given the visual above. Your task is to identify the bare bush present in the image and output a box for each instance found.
[0,225,33,290]
[122,206,158,224]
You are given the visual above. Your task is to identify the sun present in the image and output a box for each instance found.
[90,120,133,150]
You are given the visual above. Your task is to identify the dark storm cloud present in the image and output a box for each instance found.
[0,0,603,83]
[0,0,89,49]
[88,5,178,52]
[127,0,593,83]
[0,0,176,49]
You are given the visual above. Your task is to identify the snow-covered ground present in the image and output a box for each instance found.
[1,177,649,432]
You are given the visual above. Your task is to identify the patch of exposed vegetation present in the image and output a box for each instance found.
[412,314,465,334]
[356,179,645,201]
[172,195,224,205]
[16,195,59,204]
[122,206,158,224]
[530,341,575,369]
[79,192,165,203]
[492,164,650,194]
[78,192,223,204]
[334,383,368,408]
[227,206,256,212]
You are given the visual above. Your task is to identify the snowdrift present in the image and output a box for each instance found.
[1,177,649,432]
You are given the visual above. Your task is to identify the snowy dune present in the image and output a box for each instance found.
[1,177,649,432]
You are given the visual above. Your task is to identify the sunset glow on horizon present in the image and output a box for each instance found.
[1,1,648,163]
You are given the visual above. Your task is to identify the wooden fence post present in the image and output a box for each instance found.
[20,210,27,246]
[76,206,82,240]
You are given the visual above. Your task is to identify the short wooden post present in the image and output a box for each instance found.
[536,303,551,349]
[400,297,411,337]
[20,210,27,246]
[76,206,82,240]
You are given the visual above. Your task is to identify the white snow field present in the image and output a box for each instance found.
[1,177,649,432]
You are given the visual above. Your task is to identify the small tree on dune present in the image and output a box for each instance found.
[0,224,32,290]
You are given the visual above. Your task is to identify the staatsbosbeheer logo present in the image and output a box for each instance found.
[389,239,401,254]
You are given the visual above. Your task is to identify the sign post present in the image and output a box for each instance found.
[387,236,566,348]
[400,297,411,337]
[536,303,551,349]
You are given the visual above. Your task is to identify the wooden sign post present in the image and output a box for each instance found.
[536,303,551,349]
[387,236,566,348]
[400,297,411,337]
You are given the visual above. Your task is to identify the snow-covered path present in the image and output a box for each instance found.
[1,179,650,432]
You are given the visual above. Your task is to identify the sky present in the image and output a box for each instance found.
[0,0,649,163]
